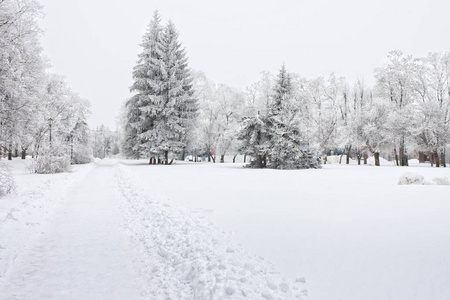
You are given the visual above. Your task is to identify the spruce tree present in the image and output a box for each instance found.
[124,11,162,160]
[239,65,320,169]
[268,65,320,169]
[125,12,197,164]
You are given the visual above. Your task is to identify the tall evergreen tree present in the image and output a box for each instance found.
[125,12,197,164]
[124,11,162,160]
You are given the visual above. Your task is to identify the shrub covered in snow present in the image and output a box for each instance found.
[398,173,425,185]
[72,143,92,164]
[432,176,450,185]
[0,163,15,196]
[398,173,450,185]
[33,143,70,174]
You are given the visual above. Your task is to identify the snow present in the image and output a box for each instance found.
[124,160,450,300]
[1,157,449,300]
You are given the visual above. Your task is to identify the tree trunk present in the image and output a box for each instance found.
[363,153,368,165]
[441,150,446,168]
[232,154,237,163]
[180,149,185,161]
[164,151,169,165]
[207,150,211,162]
[8,150,12,160]
[393,147,399,166]
[211,155,216,163]
[220,154,225,163]
[21,149,26,159]
[374,152,380,166]
[168,159,174,165]
[399,140,408,166]
[346,145,351,164]
[323,155,327,165]
[14,149,18,157]
[339,154,344,164]
[357,153,361,165]
[244,154,247,163]
[435,150,440,167]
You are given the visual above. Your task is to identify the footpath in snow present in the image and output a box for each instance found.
[0,160,307,300]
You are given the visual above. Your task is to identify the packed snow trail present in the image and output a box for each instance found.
[0,163,142,300]
[1,161,306,300]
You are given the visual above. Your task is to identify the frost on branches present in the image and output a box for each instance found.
[239,65,321,169]
[123,11,197,164]
[33,142,70,174]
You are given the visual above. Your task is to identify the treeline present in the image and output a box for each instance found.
[121,13,449,168]
[197,50,450,167]
[0,0,91,170]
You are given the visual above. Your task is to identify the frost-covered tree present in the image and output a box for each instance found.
[0,0,45,160]
[240,65,320,169]
[238,113,271,168]
[413,52,450,167]
[125,12,197,164]
[93,125,120,159]
[268,65,320,169]
[214,84,244,163]
[375,51,419,166]
[299,74,342,162]
[191,72,244,163]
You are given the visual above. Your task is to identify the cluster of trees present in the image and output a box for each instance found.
[0,0,91,169]
[121,13,449,168]
[238,65,320,169]
[188,51,450,168]
[122,12,197,164]
[92,125,120,159]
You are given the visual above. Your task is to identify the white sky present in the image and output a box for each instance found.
[38,0,450,129]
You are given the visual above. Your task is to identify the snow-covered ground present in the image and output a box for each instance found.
[1,157,449,299]
[122,159,450,300]
[0,158,306,299]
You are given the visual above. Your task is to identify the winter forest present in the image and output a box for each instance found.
[1,1,450,300]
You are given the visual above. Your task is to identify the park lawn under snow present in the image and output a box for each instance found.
[0,157,449,300]
[123,159,450,300]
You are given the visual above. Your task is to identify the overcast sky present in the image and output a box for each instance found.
[38,0,450,129]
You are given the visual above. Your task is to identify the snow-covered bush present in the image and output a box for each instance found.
[398,173,425,185]
[34,143,70,174]
[72,143,92,164]
[0,163,15,196]
[432,176,450,185]
[398,173,450,185]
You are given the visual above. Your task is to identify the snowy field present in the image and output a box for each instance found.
[0,157,449,300]
[123,159,450,300]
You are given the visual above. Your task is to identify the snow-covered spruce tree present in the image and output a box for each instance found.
[239,65,320,169]
[125,12,197,164]
[124,11,162,160]
[268,65,320,169]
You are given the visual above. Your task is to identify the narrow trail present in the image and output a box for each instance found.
[1,164,141,300]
